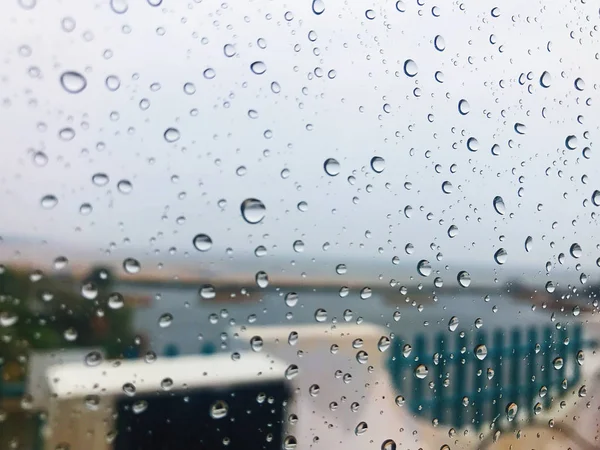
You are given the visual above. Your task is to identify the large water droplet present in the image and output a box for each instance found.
[570,243,582,258]
[210,400,228,419]
[574,77,585,91]
[506,402,518,421]
[545,281,555,293]
[434,35,445,51]
[370,156,385,173]
[255,271,269,288]
[117,179,132,194]
[193,234,213,251]
[164,128,180,143]
[283,436,297,450]
[241,198,266,224]
[417,260,432,277]
[250,61,267,75]
[539,71,551,88]
[158,313,173,328]
[592,190,600,206]
[494,248,507,265]
[60,71,87,94]
[378,336,390,352]
[355,421,368,435]
[108,293,124,310]
[250,336,263,352]
[475,344,488,360]
[448,316,459,332]
[381,439,396,450]
[493,196,505,215]
[403,59,418,77]
[565,135,578,150]
[324,158,340,176]
[525,236,533,252]
[285,364,299,380]
[109,0,129,14]
[514,123,526,135]
[457,271,471,288]
[41,195,58,209]
[467,137,479,152]
[199,284,216,300]
[458,99,470,115]
[122,383,136,397]
[414,364,428,379]
[123,258,141,274]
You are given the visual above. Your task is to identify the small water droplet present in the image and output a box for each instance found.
[285,364,299,380]
[467,137,479,152]
[514,123,526,135]
[85,350,103,367]
[381,439,396,450]
[108,293,124,309]
[355,421,368,435]
[448,316,459,332]
[570,243,582,258]
[255,271,269,288]
[506,402,518,421]
[565,135,578,150]
[117,179,132,194]
[223,44,236,57]
[434,35,445,51]
[574,77,585,91]
[199,284,216,300]
[414,364,428,379]
[203,68,216,79]
[475,344,488,360]
[545,281,555,293]
[314,308,327,322]
[41,195,58,209]
[283,436,297,450]
[250,336,263,352]
[285,292,298,307]
[365,9,375,19]
[378,336,390,352]
[525,236,533,252]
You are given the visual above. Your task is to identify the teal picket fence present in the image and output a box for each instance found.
[389,323,597,430]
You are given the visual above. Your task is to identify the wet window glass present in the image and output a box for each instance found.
[1,0,599,449]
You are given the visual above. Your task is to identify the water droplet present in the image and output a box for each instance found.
[210,400,228,419]
[579,385,587,397]
[370,156,385,173]
[441,181,453,194]
[250,61,267,75]
[58,127,76,141]
[458,99,470,115]
[250,336,263,352]
[494,248,507,265]
[241,198,266,224]
[41,195,58,209]
[525,236,533,252]
[574,77,585,91]
[284,292,298,307]
[417,260,432,277]
[81,282,98,300]
[506,402,518,421]
[475,344,488,360]
[360,287,372,299]
[378,336,391,352]
[85,350,103,367]
[577,350,585,366]
[311,0,325,15]
[570,243,582,258]
[164,128,180,143]
[158,313,173,328]
[255,271,269,288]
[285,364,299,380]
[91,173,109,187]
[60,71,87,94]
[467,137,479,152]
[223,44,236,57]
[381,439,396,450]
[395,1,406,12]
[203,68,216,79]
[123,258,141,274]
[199,284,216,300]
[493,196,505,215]
[355,421,368,435]
[565,135,578,150]
[193,234,213,251]
[183,82,196,95]
[309,384,320,396]
[447,225,459,238]
[591,190,600,206]
[108,293,124,309]
[53,256,69,270]
[403,59,418,77]
[117,179,132,194]
[288,331,298,345]
[414,364,428,379]
[514,123,526,135]
[324,158,340,176]
[283,436,297,450]
[336,263,347,275]
[545,281,555,293]
[293,240,305,253]
[448,316,459,332]
[540,71,551,88]
[314,308,327,322]
[457,271,471,288]
[365,9,375,19]
[434,35,445,51]
[553,357,564,370]
[109,0,128,14]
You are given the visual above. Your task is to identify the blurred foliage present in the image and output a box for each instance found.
[0,265,136,378]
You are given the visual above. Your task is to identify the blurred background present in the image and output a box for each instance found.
[1,0,600,449]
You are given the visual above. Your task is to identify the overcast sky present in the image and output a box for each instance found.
[0,0,598,289]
